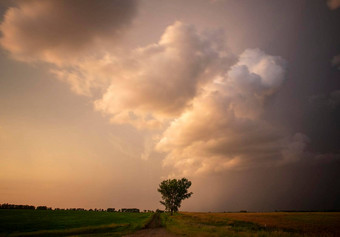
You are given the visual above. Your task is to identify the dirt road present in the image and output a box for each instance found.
[124,213,179,237]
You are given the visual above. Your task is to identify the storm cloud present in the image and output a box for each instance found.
[0,1,337,177]
[327,0,340,10]
[332,54,340,69]
[156,49,309,175]
[0,0,137,64]
[0,0,339,212]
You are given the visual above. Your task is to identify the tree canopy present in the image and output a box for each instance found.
[158,178,193,215]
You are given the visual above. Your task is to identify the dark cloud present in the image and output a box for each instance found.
[155,49,306,174]
[0,0,137,64]
[306,90,340,153]
[184,160,340,212]
[0,0,339,211]
[332,54,340,69]
[327,0,340,10]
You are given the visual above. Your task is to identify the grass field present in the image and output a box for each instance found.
[2,210,340,236]
[0,209,152,236]
[161,212,340,237]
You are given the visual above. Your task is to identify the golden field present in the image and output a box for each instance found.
[161,212,340,236]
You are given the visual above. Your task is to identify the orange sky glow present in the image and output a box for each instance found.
[0,0,339,212]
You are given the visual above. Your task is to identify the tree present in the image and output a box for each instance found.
[158,178,193,215]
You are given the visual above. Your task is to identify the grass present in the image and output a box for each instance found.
[2,210,339,236]
[161,212,340,237]
[0,209,153,236]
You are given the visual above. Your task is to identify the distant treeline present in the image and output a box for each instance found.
[0,203,154,213]
[0,203,35,210]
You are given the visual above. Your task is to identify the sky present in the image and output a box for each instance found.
[0,0,339,212]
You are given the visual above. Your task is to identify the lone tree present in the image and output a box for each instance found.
[158,178,193,215]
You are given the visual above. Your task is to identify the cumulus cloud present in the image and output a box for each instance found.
[155,49,309,175]
[94,22,234,129]
[0,1,318,175]
[50,54,122,96]
[327,0,340,10]
[0,0,137,65]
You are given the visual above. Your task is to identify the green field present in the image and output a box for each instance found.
[0,209,152,236]
[161,212,340,237]
[1,210,340,236]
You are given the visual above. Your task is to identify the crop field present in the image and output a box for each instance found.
[161,212,340,237]
[0,209,152,236]
[1,210,340,236]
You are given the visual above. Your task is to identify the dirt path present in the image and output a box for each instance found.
[124,213,179,237]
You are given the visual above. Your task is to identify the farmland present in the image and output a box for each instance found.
[1,210,340,236]
[161,212,340,237]
[0,209,152,236]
